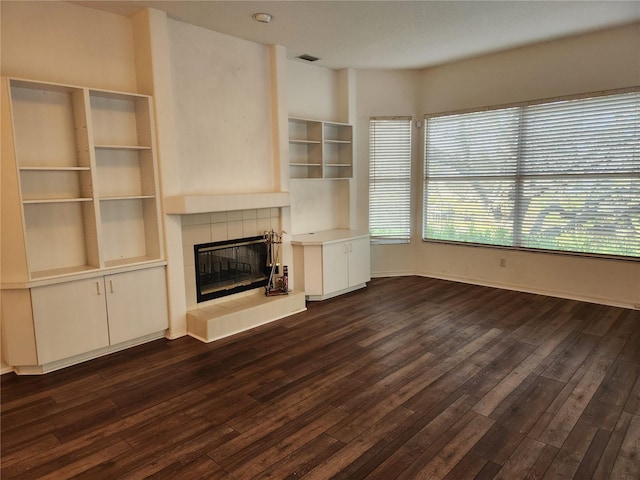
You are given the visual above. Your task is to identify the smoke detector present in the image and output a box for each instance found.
[252,13,273,24]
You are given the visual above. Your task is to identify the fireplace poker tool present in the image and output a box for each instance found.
[264,230,289,296]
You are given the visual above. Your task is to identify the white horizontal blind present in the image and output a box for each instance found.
[424,108,520,246]
[424,91,640,258]
[369,117,412,242]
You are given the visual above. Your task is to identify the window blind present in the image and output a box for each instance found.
[424,91,640,258]
[369,117,412,242]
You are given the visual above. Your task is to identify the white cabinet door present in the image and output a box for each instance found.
[322,242,349,293]
[347,237,371,287]
[105,266,168,345]
[321,238,370,292]
[31,278,110,364]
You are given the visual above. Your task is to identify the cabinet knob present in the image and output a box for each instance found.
[96,281,102,295]
[109,280,114,293]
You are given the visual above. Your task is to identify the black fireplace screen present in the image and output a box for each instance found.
[195,236,269,302]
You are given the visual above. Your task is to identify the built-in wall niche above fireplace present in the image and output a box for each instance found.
[194,236,269,303]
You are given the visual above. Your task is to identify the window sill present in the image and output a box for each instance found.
[370,239,411,245]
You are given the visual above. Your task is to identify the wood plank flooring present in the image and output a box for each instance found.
[2,276,640,479]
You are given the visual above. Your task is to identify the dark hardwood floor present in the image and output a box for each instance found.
[2,276,640,479]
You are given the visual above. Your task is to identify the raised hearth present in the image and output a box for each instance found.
[187,289,306,343]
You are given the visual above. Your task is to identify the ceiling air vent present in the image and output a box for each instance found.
[297,54,320,62]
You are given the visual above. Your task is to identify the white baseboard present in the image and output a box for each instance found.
[8,331,166,375]
[372,270,638,310]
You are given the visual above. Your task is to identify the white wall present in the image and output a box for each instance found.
[168,19,275,195]
[287,60,340,121]
[355,69,423,273]
[359,23,640,308]
[0,1,137,92]
[289,181,350,234]
[420,23,640,114]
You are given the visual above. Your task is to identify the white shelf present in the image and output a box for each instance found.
[20,166,91,171]
[99,195,156,201]
[30,264,100,280]
[94,145,152,150]
[104,256,163,269]
[22,198,93,204]
[290,139,321,144]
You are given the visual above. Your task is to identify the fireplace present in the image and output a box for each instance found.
[194,236,269,303]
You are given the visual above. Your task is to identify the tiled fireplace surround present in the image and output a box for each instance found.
[179,206,306,343]
[181,207,281,308]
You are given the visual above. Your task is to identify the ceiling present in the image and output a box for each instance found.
[78,0,640,70]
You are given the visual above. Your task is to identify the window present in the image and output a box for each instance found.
[369,117,412,243]
[423,90,640,258]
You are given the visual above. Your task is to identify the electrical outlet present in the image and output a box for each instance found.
[499,258,507,268]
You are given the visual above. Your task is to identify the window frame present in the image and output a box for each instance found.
[422,87,640,261]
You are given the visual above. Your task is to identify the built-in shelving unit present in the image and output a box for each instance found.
[1,77,168,373]
[322,121,353,179]
[3,78,163,280]
[7,79,99,279]
[288,117,353,180]
[90,89,161,268]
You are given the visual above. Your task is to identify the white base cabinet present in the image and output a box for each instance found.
[3,266,168,372]
[292,230,370,301]
[31,277,110,365]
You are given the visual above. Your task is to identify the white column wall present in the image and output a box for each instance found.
[167,19,275,195]
[132,9,188,338]
[287,60,351,234]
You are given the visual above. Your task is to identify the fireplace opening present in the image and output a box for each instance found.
[195,236,269,303]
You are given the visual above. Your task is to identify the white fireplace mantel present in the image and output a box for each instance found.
[164,192,290,215]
